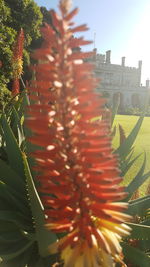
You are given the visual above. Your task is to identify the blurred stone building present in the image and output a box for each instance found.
[92,49,150,110]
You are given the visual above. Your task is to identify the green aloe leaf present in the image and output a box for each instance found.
[115,115,144,159]
[17,89,30,118]
[19,245,35,267]
[141,219,150,226]
[120,153,142,177]
[23,154,57,257]
[0,182,29,216]
[0,231,25,243]
[0,245,34,267]
[138,239,150,251]
[0,159,25,193]
[0,114,25,179]
[10,107,25,147]
[126,155,150,200]
[122,242,150,267]
[111,93,120,126]
[0,239,34,261]
[127,222,150,240]
[0,180,28,209]
[128,196,150,217]
[0,211,32,231]
[0,231,35,243]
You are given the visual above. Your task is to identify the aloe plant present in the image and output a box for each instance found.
[0,97,58,266]
[0,0,150,266]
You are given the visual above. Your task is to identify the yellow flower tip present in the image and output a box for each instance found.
[114,253,127,267]
[99,250,114,267]
[12,58,23,78]
[57,233,123,267]
[106,210,132,223]
[114,224,131,237]
[54,214,131,266]
[12,95,19,101]
[96,217,131,236]
[61,241,101,267]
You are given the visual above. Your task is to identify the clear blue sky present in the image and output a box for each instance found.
[35,0,150,84]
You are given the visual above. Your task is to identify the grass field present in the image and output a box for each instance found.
[113,115,150,195]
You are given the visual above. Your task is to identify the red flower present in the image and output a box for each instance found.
[26,1,131,266]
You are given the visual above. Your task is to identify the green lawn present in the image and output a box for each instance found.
[113,115,150,195]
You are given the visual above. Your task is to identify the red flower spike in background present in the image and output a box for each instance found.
[26,0,131,266]
[12,28,24,96]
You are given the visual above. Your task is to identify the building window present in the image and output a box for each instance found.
[105,73,113,84]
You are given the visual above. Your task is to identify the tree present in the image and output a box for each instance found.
[30,6,54,51]
[0,0,16,85]
[40,6,53,26]
[5,0,43,45]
